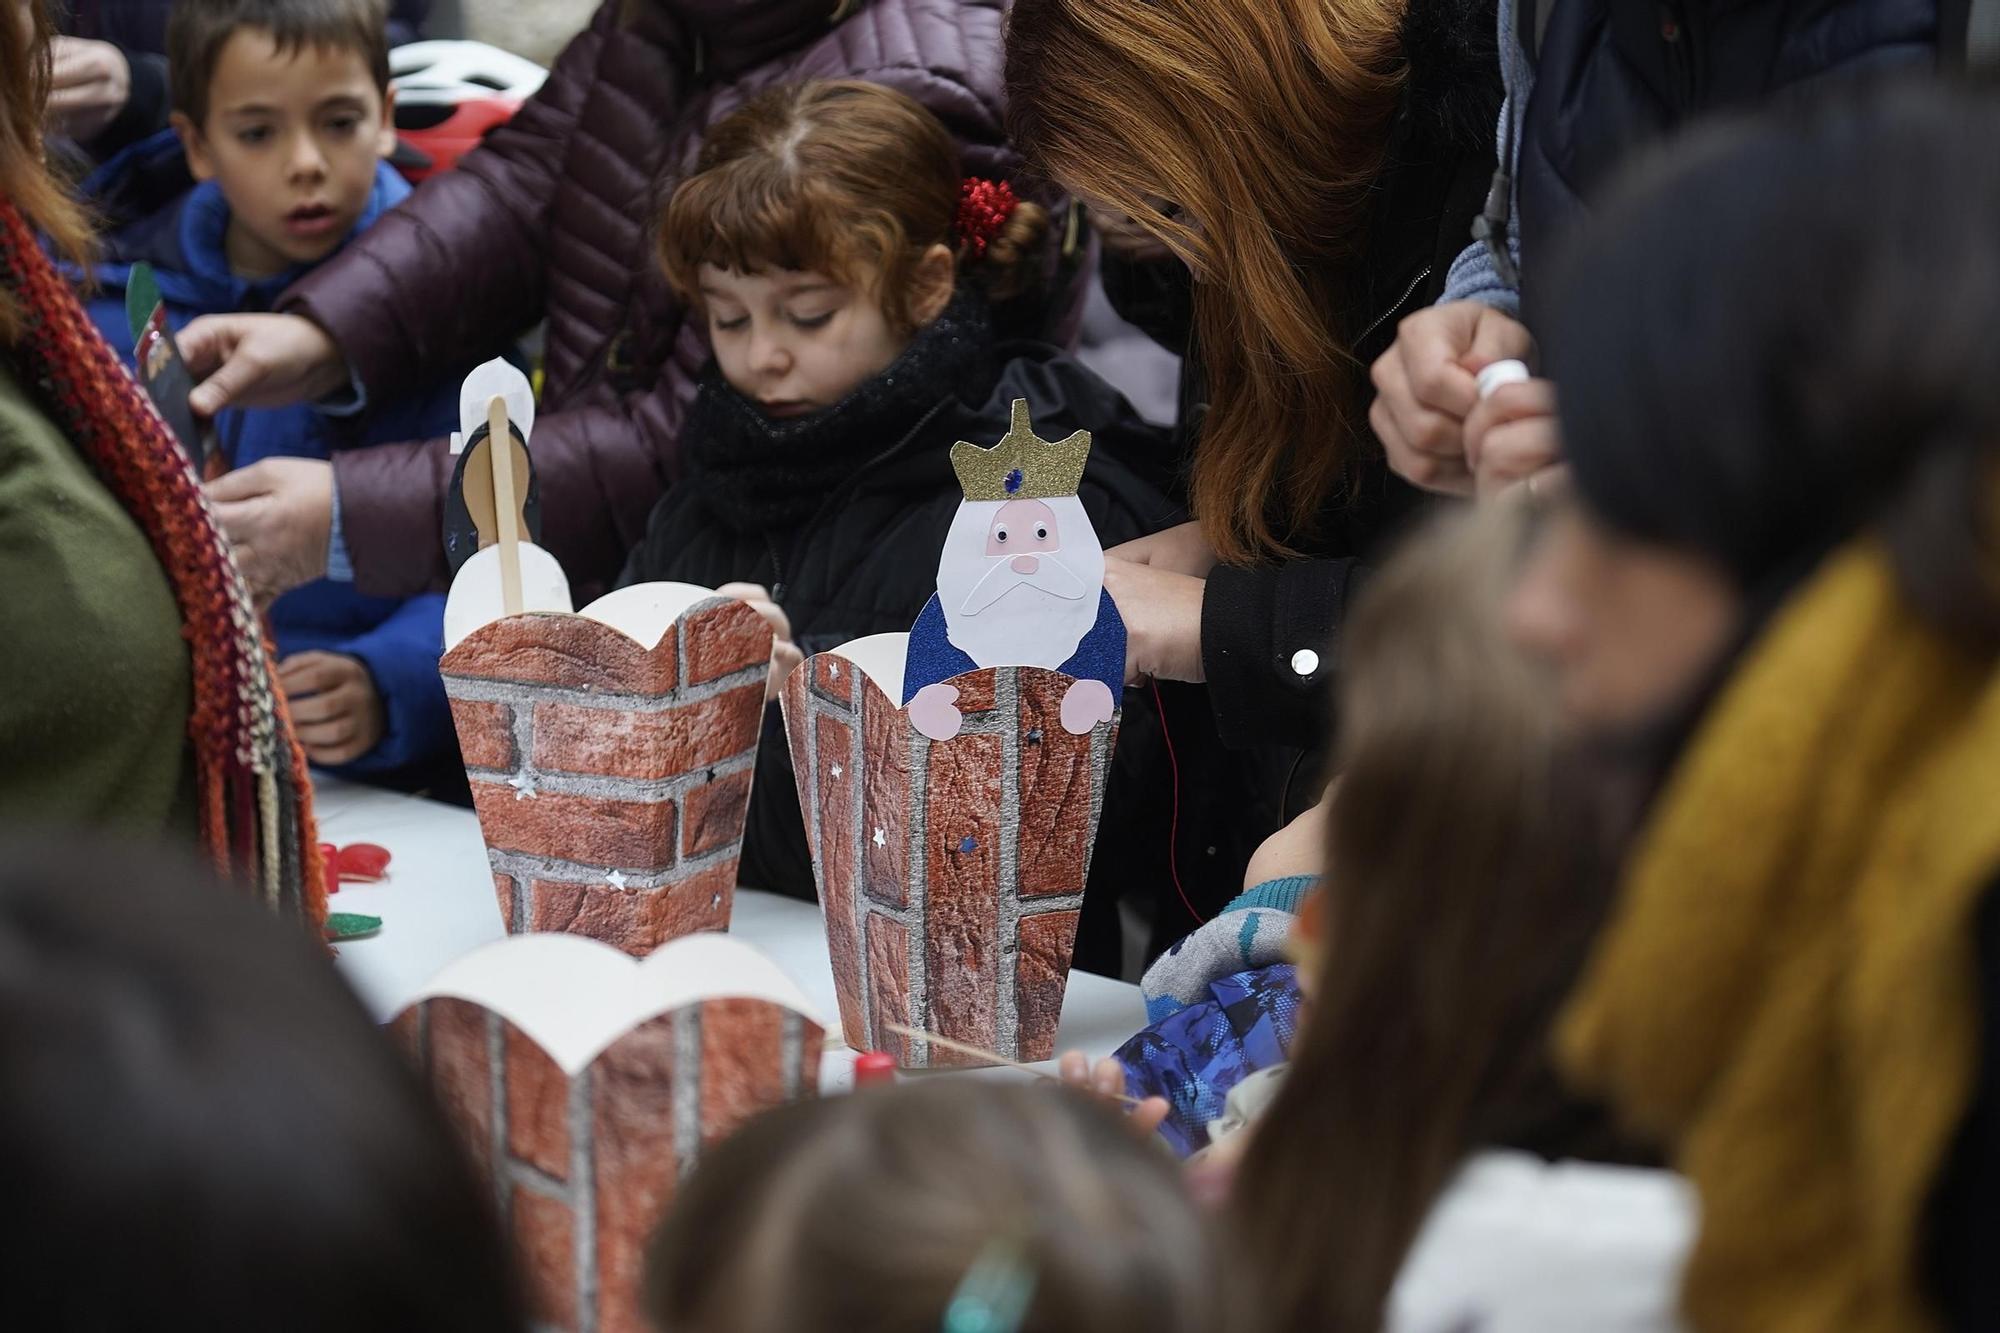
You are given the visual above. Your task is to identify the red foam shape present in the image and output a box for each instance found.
[321,842,393,886]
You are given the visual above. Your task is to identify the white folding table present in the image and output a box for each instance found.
[312,775,1148,1086]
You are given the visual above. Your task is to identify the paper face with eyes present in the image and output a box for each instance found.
[900,400,1127,741]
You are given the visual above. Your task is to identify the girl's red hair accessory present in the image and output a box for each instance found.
[956,177,1019,259]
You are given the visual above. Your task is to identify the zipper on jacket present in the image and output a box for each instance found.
[1355,264,1434,352]
[765,536,786,603]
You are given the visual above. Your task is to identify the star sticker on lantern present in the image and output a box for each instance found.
[872,826,886,848]
[829,661,840,678]
[831,763,843,779]
[507,773,539,800]
[607,869,629,891]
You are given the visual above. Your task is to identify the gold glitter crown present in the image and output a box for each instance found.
[949,399,1091,502]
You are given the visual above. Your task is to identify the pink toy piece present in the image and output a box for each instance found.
[1059,678,1115,735]
[907,682,964,741]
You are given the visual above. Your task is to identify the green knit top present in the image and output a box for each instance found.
[0,352,196,836]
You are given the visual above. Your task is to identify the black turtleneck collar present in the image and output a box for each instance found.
[683,289,999,533]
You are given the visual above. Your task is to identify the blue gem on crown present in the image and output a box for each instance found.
[1004,467,1024,495]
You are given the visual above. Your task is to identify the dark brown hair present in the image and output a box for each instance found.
[1,0,92,339]
[0,836,528,1330]
[1231,502,1615,1333]
[1543,84,2000,656]
[168,0,392,126]
[659,79,1050,335]
[646,1080,1235,1333]
[1006,0,1407,563]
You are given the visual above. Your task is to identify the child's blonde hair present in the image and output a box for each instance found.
[646,1080,1233,1333]
[659,79,1050,334]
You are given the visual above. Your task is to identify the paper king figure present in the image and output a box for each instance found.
[901,400,1126,740]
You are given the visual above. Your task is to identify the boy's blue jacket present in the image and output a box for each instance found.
[78,130,457,780]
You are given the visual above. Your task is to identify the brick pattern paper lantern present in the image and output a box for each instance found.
[440,586,772,955]
[781,634,1119,1067]
[392,933,823,1333]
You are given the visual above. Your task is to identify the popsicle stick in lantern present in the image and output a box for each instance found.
[487,394,522,614]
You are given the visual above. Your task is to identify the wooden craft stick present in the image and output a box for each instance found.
[487,394,522,615]
[882,1022,1148,1106]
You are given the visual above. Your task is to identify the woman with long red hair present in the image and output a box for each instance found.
[1006,0,1499,758]
[0,0,322,922]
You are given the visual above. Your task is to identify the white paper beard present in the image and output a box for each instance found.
[935,495,1106,670]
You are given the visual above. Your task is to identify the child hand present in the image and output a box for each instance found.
[769,639,804,700]
[1056,1050,1171,1139]
[278,652,386,767]
[714,582,800,701]
[1185,1127,1253,1208]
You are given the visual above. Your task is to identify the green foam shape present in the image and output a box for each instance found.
[324,912,383,941]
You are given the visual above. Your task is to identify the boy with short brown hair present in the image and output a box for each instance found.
[73,0,464,785]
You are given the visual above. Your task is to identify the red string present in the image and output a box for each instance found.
[1151,679,1207,926]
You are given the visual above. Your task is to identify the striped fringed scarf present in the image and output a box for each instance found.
[0,199,325,926]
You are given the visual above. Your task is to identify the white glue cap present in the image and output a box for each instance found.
[1476,359,1531,400]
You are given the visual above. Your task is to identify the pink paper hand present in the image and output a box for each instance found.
[908,683,964,740]
[1059,678,1115,735]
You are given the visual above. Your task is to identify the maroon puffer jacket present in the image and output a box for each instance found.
[290,0,1068,599]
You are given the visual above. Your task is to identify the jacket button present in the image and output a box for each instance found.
[1290,648,1320,677]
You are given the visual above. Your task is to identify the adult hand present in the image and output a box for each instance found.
[1370,301,1534,496]
[1106,520,1218,579]
[1056,1051,1171,1139]
[1102,558,1205,685]
[179,313,349,416]
[1464,377,1564,498]
[46,37,130,142]
[278,652,386,767]
[205,458,334,607]
[715,582,803,701]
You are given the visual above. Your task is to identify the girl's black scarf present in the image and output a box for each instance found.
[685,293,998,534]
